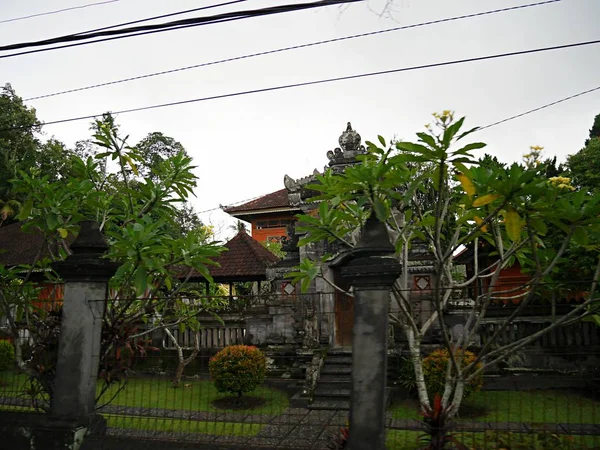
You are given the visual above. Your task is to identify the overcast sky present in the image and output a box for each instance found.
[1,0,599,240]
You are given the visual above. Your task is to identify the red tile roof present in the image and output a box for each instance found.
[208,229,280,281]
[0,221,75,267]
[176,230,281,282]
[0,222,279,283]
[223,189,293,214]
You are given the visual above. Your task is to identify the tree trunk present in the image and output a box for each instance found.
[407,329,430,410]
[164,328,199,388]
[448,379,465,418]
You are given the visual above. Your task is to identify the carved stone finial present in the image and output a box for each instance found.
[327,122,367,168]
[339,122,361,152]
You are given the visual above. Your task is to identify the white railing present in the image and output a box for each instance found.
[163,326,246,350]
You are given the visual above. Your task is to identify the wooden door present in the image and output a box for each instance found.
[334,270,353,347]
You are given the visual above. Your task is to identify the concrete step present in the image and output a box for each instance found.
[327,350,352,356]
[314,387,351,398]
[326,356,352,365]
[317,380,351,388]
[321,366,351,375]
[319,374,351,383]
[308,399,350,411]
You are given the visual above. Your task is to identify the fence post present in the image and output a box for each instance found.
[339,215,401,450]
[51,221,118,420]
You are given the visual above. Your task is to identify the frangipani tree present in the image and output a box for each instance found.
[290,111,600,416]
[1,116,225,408]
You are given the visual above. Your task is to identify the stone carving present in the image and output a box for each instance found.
[303,352,325,398]
[302,300,320,349]
[283,174,298,192]
[284,172,320,206]
[281,222,299,255]
[326,122,367,169]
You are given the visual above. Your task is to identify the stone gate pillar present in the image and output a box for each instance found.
[339,215,401,450]
[51,221,118,420]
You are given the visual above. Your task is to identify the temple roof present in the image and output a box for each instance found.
[205,229,280,282]
[178,229,281,282]
[0,222,279,283]
[0,221,75,267]
[223,188,299,219]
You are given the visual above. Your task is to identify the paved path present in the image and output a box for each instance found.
[102,406,600,450]
[3,396,600,449]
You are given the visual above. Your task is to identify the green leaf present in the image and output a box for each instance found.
[528,217,548,236]
[18,198,33,221]
[135,266,148,296]
[472,194,499,207]
[57,228,68,239]
[573,226,589,246]
[46,213,59,230]
[373,198,389,222]
[416,132,437,149]
[505,207,522,242]
[455,126,480,141]
[378,135,386,147]
[454,142,487,155]
[442,116,465,146]
[456,173,475,197]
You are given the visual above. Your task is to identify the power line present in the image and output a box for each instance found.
[0,0,119,25]
[1,18,246,60]
[3,37,598,132]
[198,195,265,215]
[72,0,247,36]
[0,0,361,53]
[479,85,600,131]
[24,0,561,102]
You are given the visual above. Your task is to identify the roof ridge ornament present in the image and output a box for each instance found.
[326,122,366,169]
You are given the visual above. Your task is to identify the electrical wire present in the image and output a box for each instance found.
[1,18,247,60]
[71,0,247,36]
[199,194,266,214]
[2,38,598,132]
[0,0,119,25]
[479,85,600,131]
[0,0,361,53]
[23,0,561,102]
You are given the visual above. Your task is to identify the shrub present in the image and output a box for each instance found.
[0,340,15,372]
[397,356,418,396]
[209,345,266,398]
[420,394,468,450]
[422,347,483,400]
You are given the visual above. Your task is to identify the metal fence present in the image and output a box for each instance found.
[1,291,600,449]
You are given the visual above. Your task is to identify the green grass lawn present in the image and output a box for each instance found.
[106,414,263,436]
[97,377,289,415]
[386,430,600,450]
[0,370,29,393]
[388,390,600,424]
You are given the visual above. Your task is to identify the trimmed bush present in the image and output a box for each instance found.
[422,347,483,400]
[209,345,266,398]
[0,340,15,372]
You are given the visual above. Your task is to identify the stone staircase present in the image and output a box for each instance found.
[308,351,352,410]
